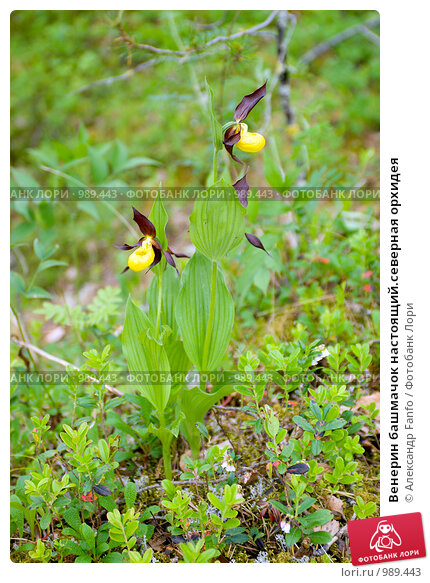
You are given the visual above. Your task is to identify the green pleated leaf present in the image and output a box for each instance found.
[164,340,191,383]
[122,296,171,415]
[189,180,246,262]
[147,269,180,339]
[180,384,231,453]
[175,252,234,371]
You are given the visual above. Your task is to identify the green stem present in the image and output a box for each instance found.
[155,267,163,340]
[201,260,218,372]
[159,411,172,480]
[213,149,218,183]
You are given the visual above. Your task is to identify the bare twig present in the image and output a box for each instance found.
[11,337,124,397]
[300,17,380,65]
[71,11,279,95]
[69,51,221,95]
[128,10,279,55]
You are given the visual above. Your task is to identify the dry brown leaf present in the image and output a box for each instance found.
[327,495,346,520]
[179,450,193,472]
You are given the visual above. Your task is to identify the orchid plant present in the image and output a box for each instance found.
[119,81,270,479]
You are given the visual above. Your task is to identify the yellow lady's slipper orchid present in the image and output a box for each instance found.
[127,238,155,272]
[236,123,265,153]
[223,81,267,182]
[115,207,187,275]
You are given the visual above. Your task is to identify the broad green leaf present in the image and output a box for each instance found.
[122,296,171,415]
[179,384,231,453]
[164,340,191,383]
[189,180,246,262]
[175,252,234,371]
[147,268,179,337]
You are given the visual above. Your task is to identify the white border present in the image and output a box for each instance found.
[6,2,430,581]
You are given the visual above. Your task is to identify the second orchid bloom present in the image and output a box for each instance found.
[223,81,267,163]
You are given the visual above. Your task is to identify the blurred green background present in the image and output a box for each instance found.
[11,10,380,363]
[11,10,379,181]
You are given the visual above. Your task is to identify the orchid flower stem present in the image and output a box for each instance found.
[155,267,163,340]
[213,149,218,183]
[158,410,172,480]
[201,260,218,374]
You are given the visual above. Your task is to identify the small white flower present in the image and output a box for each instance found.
[279,519,291,534]
[311,345,329,365]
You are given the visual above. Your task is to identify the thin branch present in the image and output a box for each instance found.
[69,51,221,95]
[300,17,380,65]
[11,337,124,397]
[71,11,279,95]
[125,10,279,56]
[202,10,279,48]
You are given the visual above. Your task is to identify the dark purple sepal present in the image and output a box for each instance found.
[234,81,267,122]
[132,206,156,237]
[233,174,250,208]
[245,232,271,256]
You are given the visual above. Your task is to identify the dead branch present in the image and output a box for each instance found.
[300,17,380,65]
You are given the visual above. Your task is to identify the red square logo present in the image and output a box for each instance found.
[348,513,426,566]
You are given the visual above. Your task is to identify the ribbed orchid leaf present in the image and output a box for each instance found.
[175,252,234,371]
[122,296,170,415]
[190,180,246,261]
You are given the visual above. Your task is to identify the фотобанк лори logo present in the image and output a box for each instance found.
[348,512,426,566]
